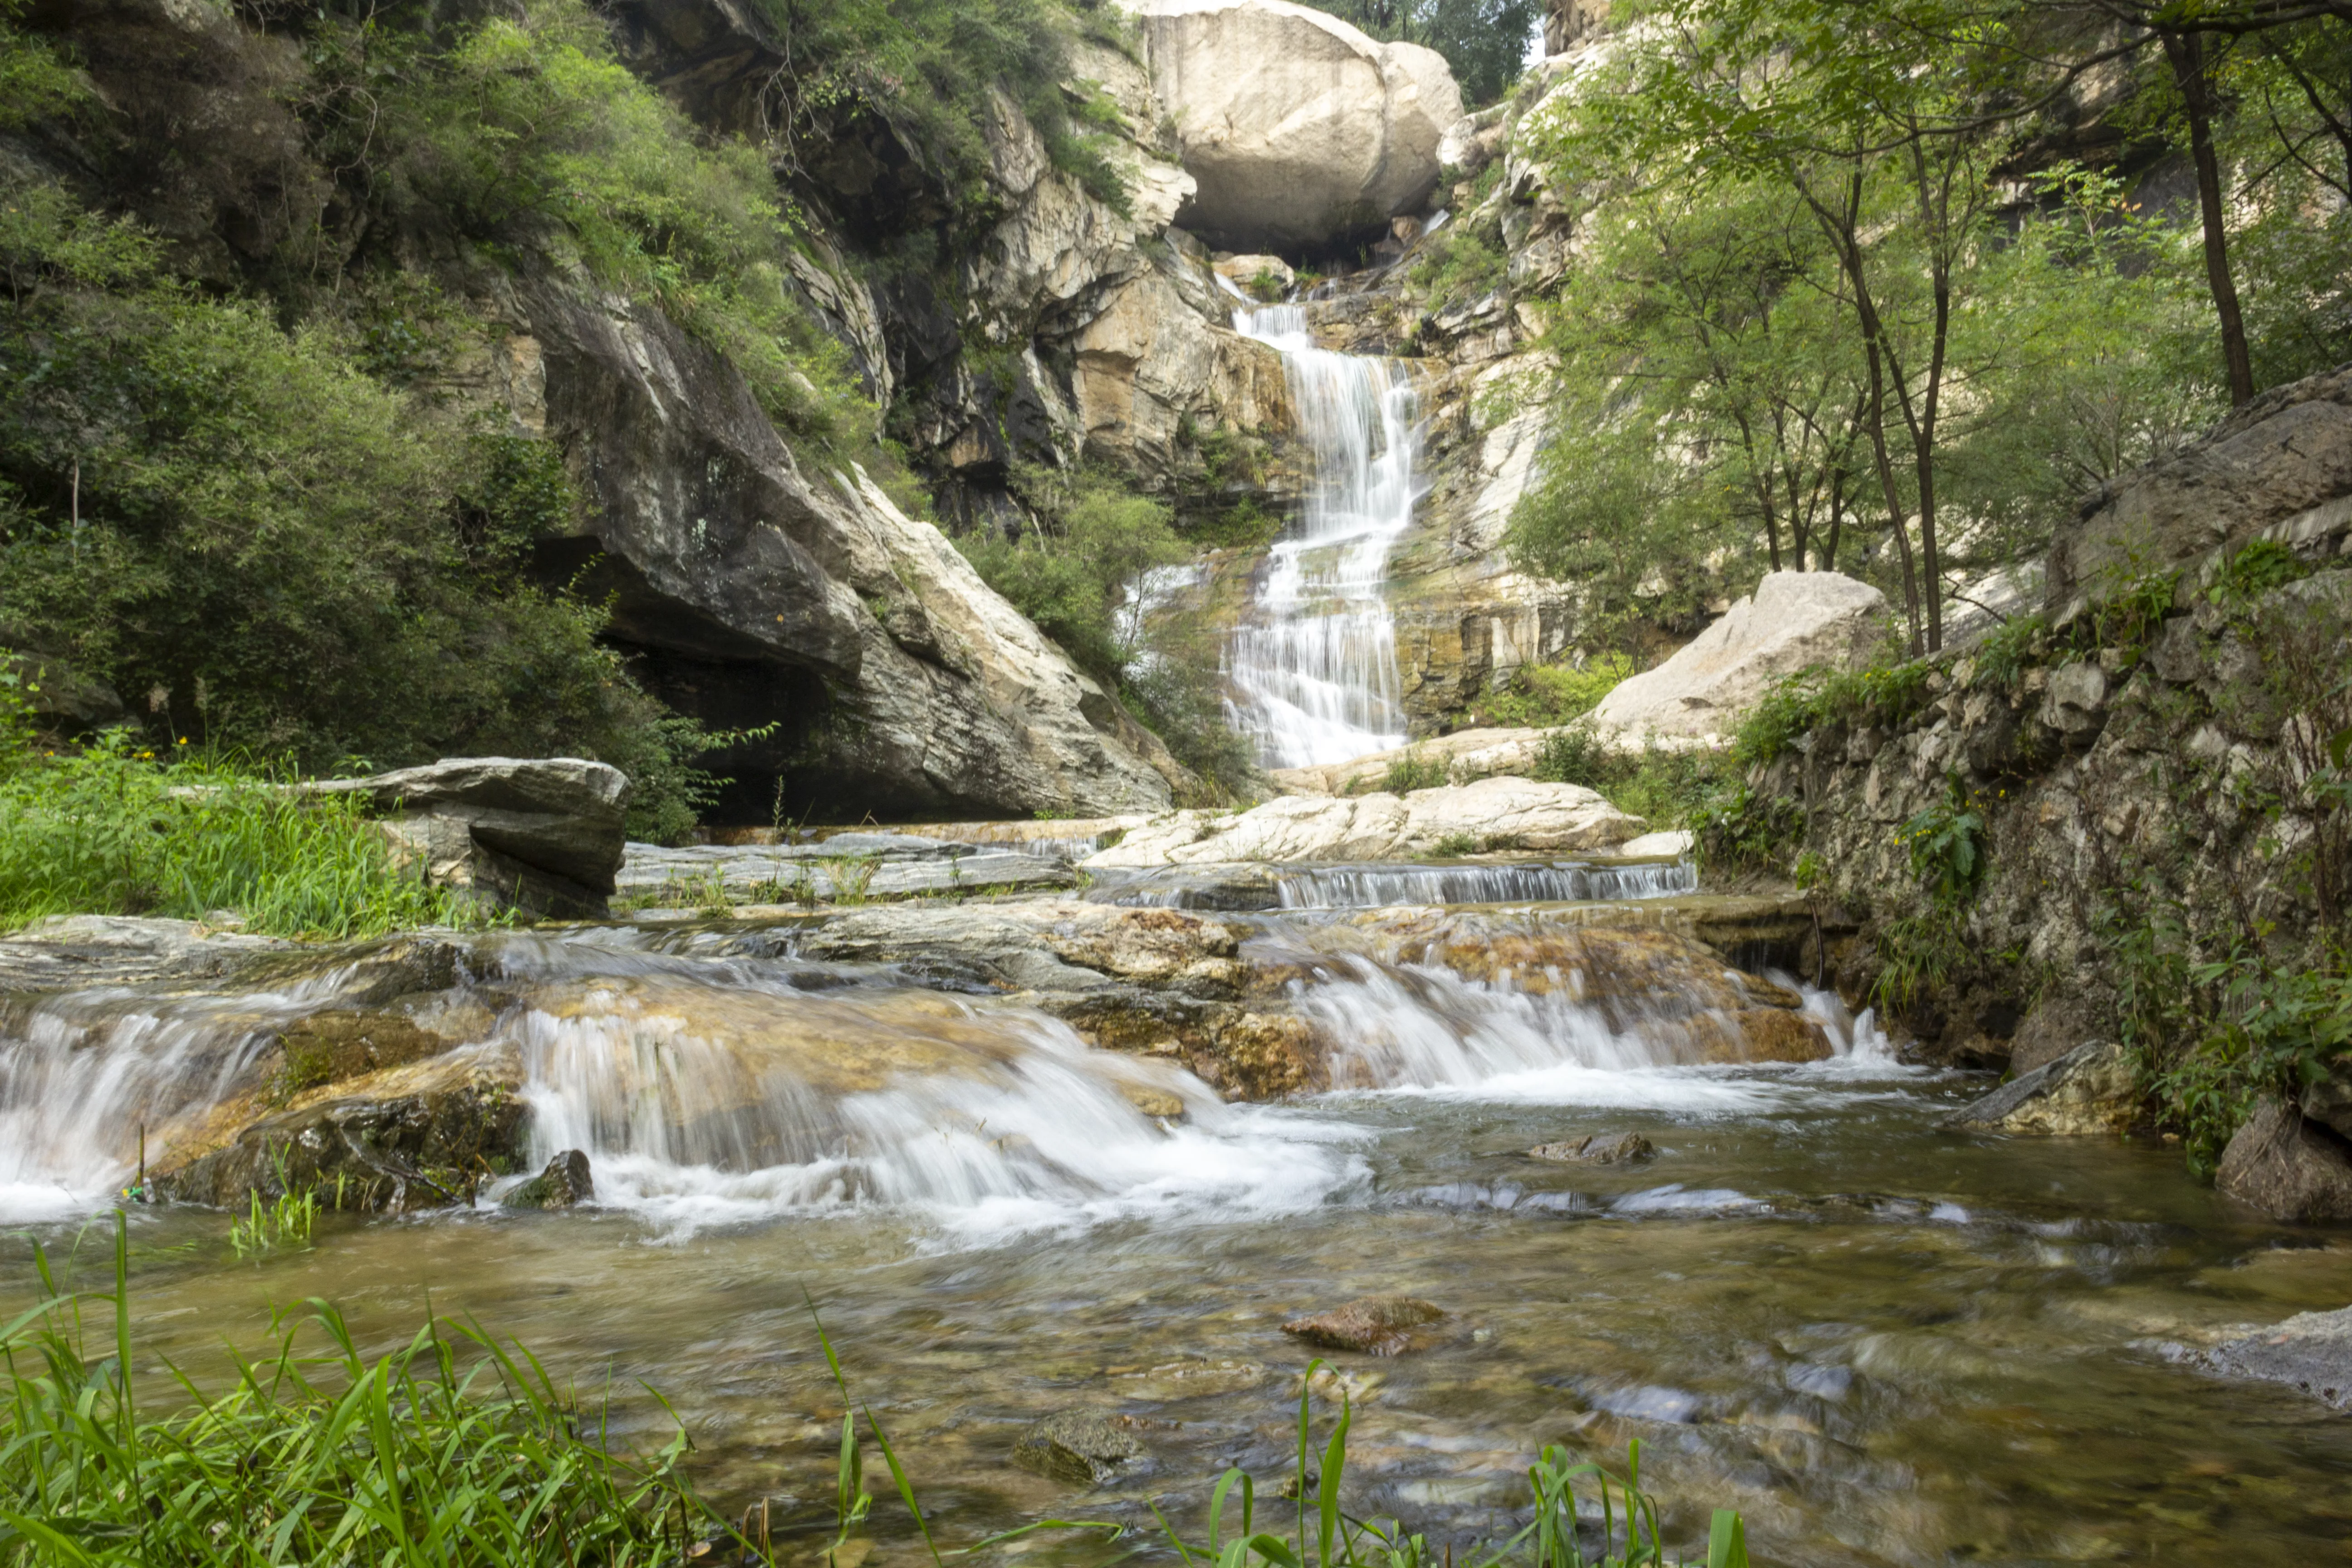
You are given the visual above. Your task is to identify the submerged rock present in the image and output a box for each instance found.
[2204,1305,2352,1410]
[1282,1295,1446,1356]
[505,1148,595,1210]
[1589,571,1887,745]
[1012,1411,1145,1484]
[2216,1098,2352,1222]
[1942,1041,2141,1136]
[1528,1132,1654,1165]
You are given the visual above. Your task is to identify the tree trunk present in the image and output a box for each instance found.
[2161,27,2257,406]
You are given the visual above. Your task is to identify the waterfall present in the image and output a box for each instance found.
[1226,305,1420,769]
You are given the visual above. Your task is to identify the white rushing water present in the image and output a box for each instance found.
[0,927,1901,1236]
[1225,304,1421,769]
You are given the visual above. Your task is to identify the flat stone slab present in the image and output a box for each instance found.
[1943,1041,2141,1135]
[617,843,1078,904]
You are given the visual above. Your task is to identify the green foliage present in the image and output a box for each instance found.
[1408,225,1508,314]
[754,0,1135,220]
[1691,783,1803,875]
[0,735,485,939]
[1427,830,1481,857]
[228,1180,319,1259]
[0,0,82,131]
[2207,538,2310,611]
[1731,661,1932,768]
[1529,725,1615,790]
[0,163,732,836]
[1968,614,2045,693]
[1871,906,1969,1015]
[1899,776,1987,906]
[1318,0,1543,108]
[380,0,875,451]
[1476,655,1636,729]
[964,466,1257,800]
[2085,568,2177,654]
[1383,750,1451,793]
[1,1217,719,1566]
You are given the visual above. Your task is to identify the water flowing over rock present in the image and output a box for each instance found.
[505,1148,594,1210]
[1226,305,1421,769]
[1087,777,1644,865]
[1127,0,1463,250]
[1528,1131,1654,1164]
[1589,572,1889,745]
[1013,1412,1146,1483]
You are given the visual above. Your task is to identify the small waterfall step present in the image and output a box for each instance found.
[1088,855,1698,911]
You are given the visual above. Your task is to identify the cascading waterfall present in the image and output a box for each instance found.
[1226,304,1421,769]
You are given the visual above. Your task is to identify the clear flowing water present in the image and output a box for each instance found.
[1226,305,1420,769]
[6,910,2352,1566]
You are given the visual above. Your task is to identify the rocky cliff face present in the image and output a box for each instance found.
[1749,365,2352,1073]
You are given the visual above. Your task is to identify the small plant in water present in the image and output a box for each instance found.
[228,1183,318,1258]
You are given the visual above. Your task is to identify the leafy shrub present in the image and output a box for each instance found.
[1530,724,1616,789]
[1479,654,1637,728]
[2208,537,2310,612]
[753,0,1134,220]
[1410,225,1508,312]
[1691,783,1802,875]
[1384,750,1451,793]
[1968,613,2044,692]
[1899,777,1988,906]
[1732,661,1933,767]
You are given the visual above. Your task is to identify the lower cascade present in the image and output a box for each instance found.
[1225,304,1420,769]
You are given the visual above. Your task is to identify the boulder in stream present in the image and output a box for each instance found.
[2216,1098,2352,1222]
[1281,1295,1447,1356]
[1528,1132,1655,1165]
[1942,1041,2142,1136]
[2204,1305,2352,1410]
[505,1149,595,1210]
[1012,1411,1145,1484]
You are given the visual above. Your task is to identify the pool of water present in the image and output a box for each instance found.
[12,1048,2350,1567]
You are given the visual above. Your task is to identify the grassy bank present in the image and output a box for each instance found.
[2,1216,1749,1568]
[0,725,475,939]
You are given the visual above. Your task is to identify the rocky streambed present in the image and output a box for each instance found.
[4,840,2350,1565]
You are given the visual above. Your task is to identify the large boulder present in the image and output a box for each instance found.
[1270,726,1552,795]
[312,757,630,918]
[2048,363,2352,621]
[1589,572,1887,744]
[1127,0,1464,250]
[1085,775,1643,865]
[2217,1098,2352,1222]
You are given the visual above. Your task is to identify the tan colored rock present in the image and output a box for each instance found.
[1213,254,1296,295]
[1073,272,1293,475]
[1529,1132,1653,1164]
[1086,775,1642,866]
[1589,572,1888,744]
[1129,0,1463,248]
[1942,1041,2141,1135]
[1282,1295,1446,1356]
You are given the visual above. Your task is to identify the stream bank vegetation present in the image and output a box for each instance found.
[4,1216,1751,1568]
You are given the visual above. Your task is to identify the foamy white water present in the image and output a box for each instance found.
[1226,305,1421,768]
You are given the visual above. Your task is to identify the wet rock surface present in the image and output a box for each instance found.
[618,837,1080,906]
[1282,1295,1448,1357]
[0,916,293,991]
[2217,1098,2352,1222]
[2204,1305,2352,1411]
[1942,1042,2142,1136]
[1012,1411,1145,1485]
[505,1148,595,1210]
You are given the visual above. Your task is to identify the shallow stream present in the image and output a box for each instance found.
[5,905,2351,1566]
